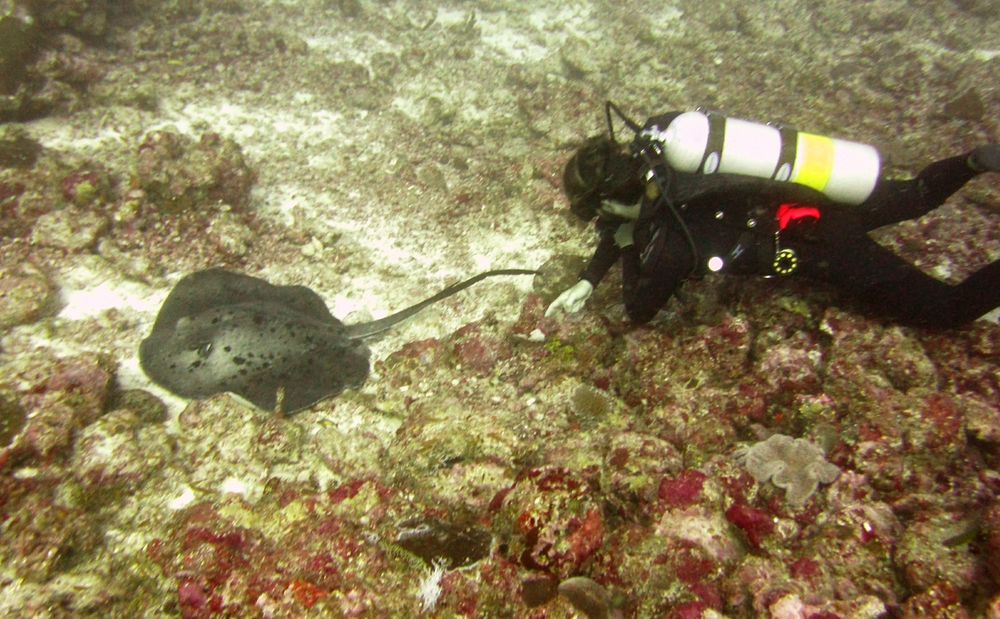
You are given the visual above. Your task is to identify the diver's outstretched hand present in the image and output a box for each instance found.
[545,280,594,317]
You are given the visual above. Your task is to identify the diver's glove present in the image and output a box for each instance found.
[545,280,594,316]
[614,222,636,248]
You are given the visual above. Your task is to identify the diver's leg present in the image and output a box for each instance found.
[863,259,1000,329]
[800,232,1000,329]
[858,146,999,231]
[937,260,1000,326]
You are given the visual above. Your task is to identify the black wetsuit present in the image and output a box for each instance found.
[580,113,999,329]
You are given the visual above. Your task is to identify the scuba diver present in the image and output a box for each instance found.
[546,103,1000,329]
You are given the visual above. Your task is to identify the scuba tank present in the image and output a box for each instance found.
[647,110,881,205]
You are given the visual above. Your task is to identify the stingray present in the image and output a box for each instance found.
[139,268,534,415]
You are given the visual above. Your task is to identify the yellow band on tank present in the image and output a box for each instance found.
[792,133,835,192]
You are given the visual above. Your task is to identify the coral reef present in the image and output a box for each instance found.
[0,0,999,617]
[0,12,104,122]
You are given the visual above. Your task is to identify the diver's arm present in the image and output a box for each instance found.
[581,226,624,283]
[546,230,620,316]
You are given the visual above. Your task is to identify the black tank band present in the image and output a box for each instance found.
[773,126,798,180]
[698,113,727,174]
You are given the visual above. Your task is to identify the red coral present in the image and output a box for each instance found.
[658,469,707,508]
[917,393,964,453]
[668,600,709,619]
[328,479,367,505]
[288,578,326,608]
[528,466,585,493]
[789,557,820,578]
[688,581,722,609]
[177,579,209,619]
[676,554,715,584]
[567,508,603,565]
[725,503,775,548]
[451,323,511,376]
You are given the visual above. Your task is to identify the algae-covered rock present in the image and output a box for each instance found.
[107,389,168,425]
[134,129,256,212]
[0,17,98,121]
[72,409,160,492]
[0,394,27,447]
[0,124,42,168]
[30,207,108,250]
[0,15,39,97]
[0,262,57,329]
[532,254,588,304]
[21,0,110,38]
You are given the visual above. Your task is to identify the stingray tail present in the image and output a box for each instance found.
[344,269,538,339]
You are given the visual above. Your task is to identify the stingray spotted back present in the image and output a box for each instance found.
[139,269,370,414]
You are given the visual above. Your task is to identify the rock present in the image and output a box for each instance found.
[10,353,115,461]
[3,495,100,582]
[0,125,42,168]
[897,511,978,593]
[558,576,612,619]
[0,16,40,100]
[72,409,156,491]
[135,130,255,212]
[944,88,985,122]
[0,394,27,448]
[109,389,168,425]
[960,395,1000,443]
[28,0,111,38]
[30,208,108,250]
[873,326,938,392]
[393,515,491,569]
[0,263,58,329]
[559,37,600,79]
[902,582,971,619]
[207,211,253,257]
[520,574,559,608]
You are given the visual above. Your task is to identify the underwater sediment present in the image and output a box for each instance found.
[1,0,1000,617]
